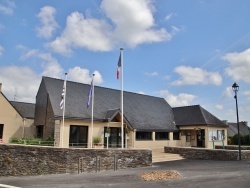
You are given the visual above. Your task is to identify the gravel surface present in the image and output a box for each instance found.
[139,170,181,181]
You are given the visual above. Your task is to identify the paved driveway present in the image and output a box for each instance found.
[0,159,250,188]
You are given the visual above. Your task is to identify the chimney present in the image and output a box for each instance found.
[242,121,248,127]
[0,83,2,92]
[222,120,228,125]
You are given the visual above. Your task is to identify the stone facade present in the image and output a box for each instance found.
[43,98,55,140]
[164,146,250,160]
[0,144,151,177]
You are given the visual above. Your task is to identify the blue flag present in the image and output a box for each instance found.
[87,80,93,108]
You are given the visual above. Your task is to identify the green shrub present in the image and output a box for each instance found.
[93,137,101,145]
[230,134,250,145]
[9,137,19,143]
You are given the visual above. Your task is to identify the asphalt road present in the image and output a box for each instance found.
[0,159,250,188]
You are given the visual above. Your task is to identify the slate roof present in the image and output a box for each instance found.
[227,122,249,137]
[42,76,177,132]
[10,101,35,119]
[172,105,227,127]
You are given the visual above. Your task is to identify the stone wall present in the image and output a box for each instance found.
[0,144,151,177]
[164,146,250,160]
[215,145,250,150]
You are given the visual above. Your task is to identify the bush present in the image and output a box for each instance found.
[93,137,101,145]
[230,134,250,145]
[9,137,54,146]
[9,137,19,143]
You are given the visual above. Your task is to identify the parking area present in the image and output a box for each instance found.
[0,159,250,188]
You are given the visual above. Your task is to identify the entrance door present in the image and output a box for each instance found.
[69,125,88,147]
[196,129,205,147]
[36,125,43,138]
[104,127,125,148]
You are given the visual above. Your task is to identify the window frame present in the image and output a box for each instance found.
[136,131,152,140]
[173,131,180,140]
[186,130,191,142]
[155,132,169,140]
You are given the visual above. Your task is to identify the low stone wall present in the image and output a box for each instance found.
[164,146,250,160]
[215,145,250,150]
[0,144,152,177]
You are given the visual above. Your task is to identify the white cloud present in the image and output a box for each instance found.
[67,67,103,85]
[20,49,64,78]
[215,104,223,110]
[223,48,250,83]
[165,13,173,21]
[36,6,59,39]
[0,66,40,103]
[102,0,171,48]
[48,0,172,54]
[221,86,233,99]
[158,90,196,107]
[48,12,113,55]
[5,47,104,102]
[0,0,15,15]
[138,91,146,95]
[0,45,4,56]
[243,91,250,101]
[145,71,158,76]
[171,26,180,35]
[172,66,222,86]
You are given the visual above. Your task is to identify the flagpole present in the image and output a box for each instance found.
[61,73,67,148]
[120,48,124,149]
[90,73,95,148]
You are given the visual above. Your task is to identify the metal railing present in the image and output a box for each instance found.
[78,155,119,174]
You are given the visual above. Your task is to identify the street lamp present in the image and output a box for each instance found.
[232,82,241,160]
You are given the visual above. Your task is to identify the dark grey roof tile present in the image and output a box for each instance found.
[173,105,227,127]
[42,77,177,131]
[10,101,35,119]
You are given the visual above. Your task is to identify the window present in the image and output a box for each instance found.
[155,132,169,140]
[136,132,152,140]
[173,132,180,140]
[69,125,88,147]
[186,130,191,142]
[0,124,3,139]
[209,130,225,141]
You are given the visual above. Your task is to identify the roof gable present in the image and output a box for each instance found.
[40,77,177,131]
[0,91,23,118]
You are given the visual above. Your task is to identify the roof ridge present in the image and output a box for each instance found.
[198,105,207,123]
[10,101,35,105]
[43,76,166,100]
[173,104,200,109]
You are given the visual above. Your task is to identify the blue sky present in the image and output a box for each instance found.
[1,0,250,124]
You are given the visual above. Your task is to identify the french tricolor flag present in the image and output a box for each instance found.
[117,52,121,79]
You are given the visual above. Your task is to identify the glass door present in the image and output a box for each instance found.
[104,127,125,148]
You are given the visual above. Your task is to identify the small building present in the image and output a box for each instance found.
[173,105,228,148]
[0,83,35,143]
[34,77,228,149]
[227,121,249,137]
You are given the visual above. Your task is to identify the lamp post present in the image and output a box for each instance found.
[232,82,241,160]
